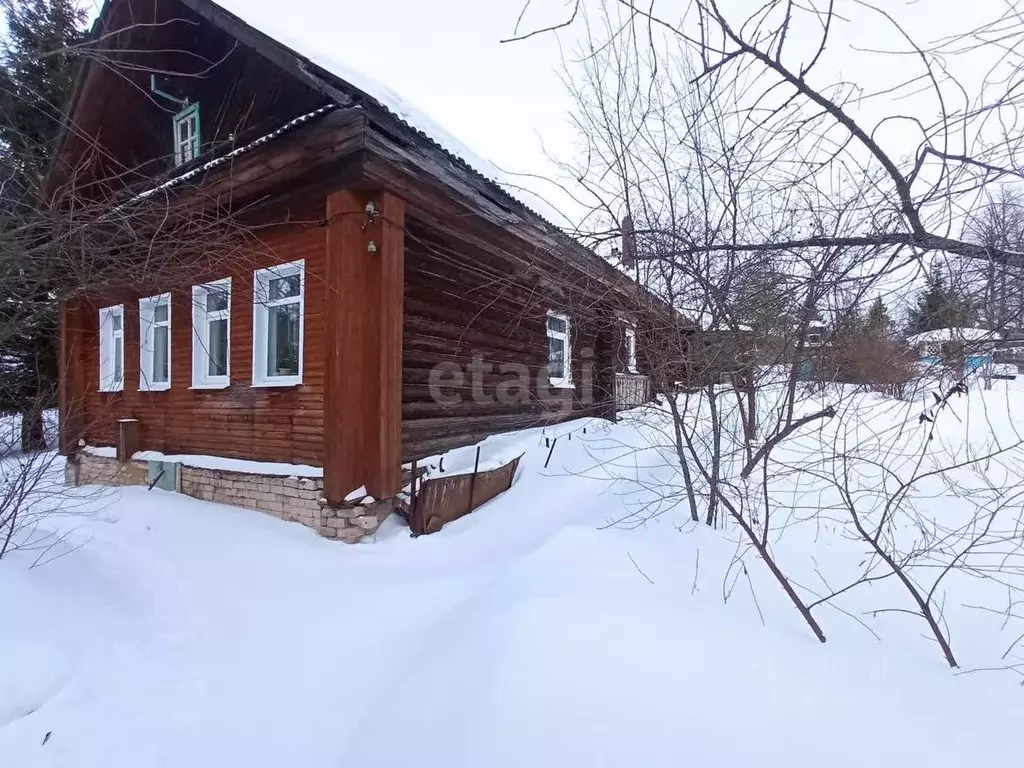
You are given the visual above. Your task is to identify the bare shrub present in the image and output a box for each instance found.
[507,0,1024,666]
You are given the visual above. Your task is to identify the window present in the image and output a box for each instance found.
[139,293,171,391]
[172,103,200,166]
[253,260,304,387]
[98,305,124,392]
[547,312,572,387]
[192,279,231,389]
[624,325,638,373]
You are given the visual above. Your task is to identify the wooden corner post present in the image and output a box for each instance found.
[323,189,405,504]
[58,297,87,456]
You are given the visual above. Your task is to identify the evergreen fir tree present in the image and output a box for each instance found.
[0,0,85,196]
[906,264,977,335]
[0,0,86,449]
[733,256,792,333]
[864,297,892,338]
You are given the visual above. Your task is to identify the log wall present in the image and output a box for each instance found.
[400,216,617,460]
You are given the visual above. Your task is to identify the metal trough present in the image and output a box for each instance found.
[409,453,523,535]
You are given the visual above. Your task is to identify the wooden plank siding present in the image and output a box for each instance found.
[58,298,88,455]
[75,209,328,466]
[69,198,646,472]
[323,189,405,503]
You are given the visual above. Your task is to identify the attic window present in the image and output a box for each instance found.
[173,103,201,166]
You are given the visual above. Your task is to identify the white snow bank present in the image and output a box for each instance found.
[4,385,1024,766]
[82,445,322,477]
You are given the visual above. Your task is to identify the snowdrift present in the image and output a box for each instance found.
[2,385,1023,766]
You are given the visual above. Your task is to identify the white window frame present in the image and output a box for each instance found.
[253,259,305,388]
[139,293,172,392]
[624,325,638,373]
[546,311,573,388]
[191,279,231,389]
[172,103,200,167]
[98,304,124,393]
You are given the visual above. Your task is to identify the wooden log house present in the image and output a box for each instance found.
[54,0,670,540]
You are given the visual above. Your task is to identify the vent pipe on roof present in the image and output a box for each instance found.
[621,214,637,268]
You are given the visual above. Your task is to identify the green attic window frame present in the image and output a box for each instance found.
[172,103,201,167]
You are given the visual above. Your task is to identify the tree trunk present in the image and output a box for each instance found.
[706,386,721,527]
[20,408,46,452]
[666,395,700,522]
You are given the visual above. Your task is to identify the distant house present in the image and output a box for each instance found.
[53,0,672,541]
[804,319,828,349]
[992,334,1024,375]
[699,323,756,387]
[907,327,1000,372]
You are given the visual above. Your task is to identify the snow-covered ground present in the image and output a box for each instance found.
[2,385,1023,767]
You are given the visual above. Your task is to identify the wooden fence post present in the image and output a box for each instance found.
[467,446,481,514]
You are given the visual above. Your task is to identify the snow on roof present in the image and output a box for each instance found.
[709,322,754,332]
[208,0,569,227]
[907,327,1001,344]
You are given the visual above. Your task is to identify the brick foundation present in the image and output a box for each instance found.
[67,453,393,543]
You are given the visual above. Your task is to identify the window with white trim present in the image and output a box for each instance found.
[139,293,171,391]
[546,312,572,387]
[192,279,231,389]
[98,304,124,392]
[624,325,638,373]
[253,260,304,387]
[172,103,200,167]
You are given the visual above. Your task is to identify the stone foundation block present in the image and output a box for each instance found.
[67,453,395,543]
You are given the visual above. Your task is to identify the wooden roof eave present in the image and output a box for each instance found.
[45,0,119,196]
[175,0,648,304]
[129,106,367,216]
[177,0,357,111]
[360,115,653,304]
